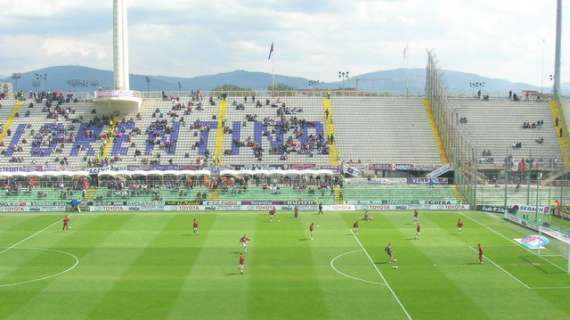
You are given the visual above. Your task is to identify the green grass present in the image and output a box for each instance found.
[1,211,570,319]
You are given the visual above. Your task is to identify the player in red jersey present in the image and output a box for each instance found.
[478,243,484,264]
[415,222,421,239]
[240,234,251,253]
[269,207,277,222]
[193,218,199,235]
[352,220,360,235]
[62,215,70,232]
[457,218,464,232]
[239,252,246,274]
[309,222,316,240]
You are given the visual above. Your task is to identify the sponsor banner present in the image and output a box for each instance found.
[369,164,439,172]
[513,205,550,214]
[477,205,506,214]
[240,200,316,206]
[367,178,407,185]
[203,200,241,206]
[288,164,317,170]
[163,205,205,211]
[178,205,318,212]
[0,206,66,212]
[407,177,449,185]
[356,204,470,211]
[203,205,242,211]
[242,205,293,211]
[165,200,202,206]
[323,205,356,212]
[29,206,67,212]
[89,205,164,212]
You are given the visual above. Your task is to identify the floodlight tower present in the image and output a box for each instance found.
[113,0,130,91]
[553,0,562,98]
[96,0,141,112]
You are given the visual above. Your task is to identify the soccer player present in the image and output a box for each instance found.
[352,220,360,235]
[413,209,419,222]
[193,218,199,235]
[318,203,323,215]
[239,252,246,275]
[240,234,251,253]
[362,209,373,221]
[309,222,316,240]
[62,215,70,232]
[415,222,421,240]
[457,218,464,232]
[294,206,299,218]
[269,207,277,222]
[385,242,397,264]
[478,243,484,264]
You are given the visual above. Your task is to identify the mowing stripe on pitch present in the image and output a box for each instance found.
[0,219,60,255]
[468,246,530,289]
[460,213,568,273]
[351,231,413,320]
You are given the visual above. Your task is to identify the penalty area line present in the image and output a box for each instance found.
[468,247,530,289]
[351,231,413,320]
[459,213,568,274]
[0,219,61,255]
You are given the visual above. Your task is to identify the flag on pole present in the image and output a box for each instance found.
[268,42,274,61]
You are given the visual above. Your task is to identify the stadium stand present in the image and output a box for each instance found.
[449,98,563,168]
[332,97,442,167]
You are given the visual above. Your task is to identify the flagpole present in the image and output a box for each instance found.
[272,58,275,97]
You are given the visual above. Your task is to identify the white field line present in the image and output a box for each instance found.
[459,213,568,273]
[0,247,79,288]
[531,286,570,290]
[468,247,530,289]
[0,219,60,255]
[329,250,384,286]
[351,231,413,320]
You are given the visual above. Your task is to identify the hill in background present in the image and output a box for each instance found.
[1,65,562,96]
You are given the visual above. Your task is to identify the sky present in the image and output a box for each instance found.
[0,0,567,85]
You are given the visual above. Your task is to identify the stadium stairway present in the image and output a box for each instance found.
[102,116,120,160]
[323,96,343,202]
[213,98,228,165]
[84,187,97,202]
[452,185,465,203]
[334,185,344,204]
[0,100,24,143]
[322,97,340,166]
[549,100,570,169]
[423,98,450,164]
[208,190,220,201]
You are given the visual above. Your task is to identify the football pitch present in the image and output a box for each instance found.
[1,211,570,320]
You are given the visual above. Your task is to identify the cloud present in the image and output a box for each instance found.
[0,0,568,86]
